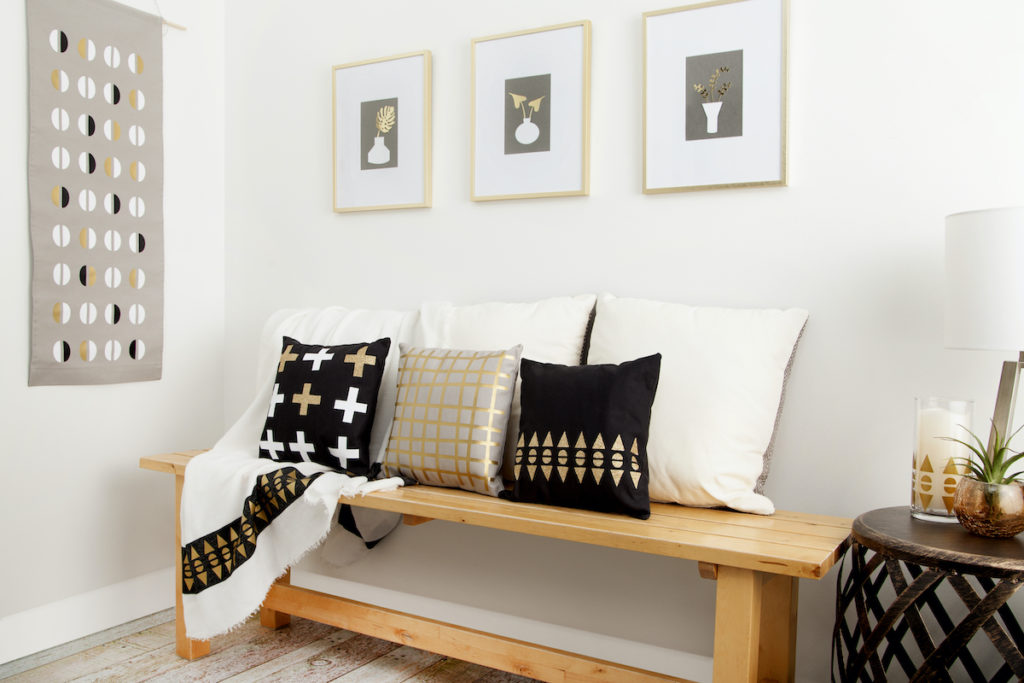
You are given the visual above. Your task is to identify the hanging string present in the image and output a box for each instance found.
[151,0,186,32]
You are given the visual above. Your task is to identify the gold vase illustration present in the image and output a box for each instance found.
[367,105,395,165]
[509,92,544,145]
[692,66,731,135]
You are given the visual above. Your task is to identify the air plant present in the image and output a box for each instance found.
[940,422,1024,485]
[693,66,731,102]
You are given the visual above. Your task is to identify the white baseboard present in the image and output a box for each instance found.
[0,567,174,665]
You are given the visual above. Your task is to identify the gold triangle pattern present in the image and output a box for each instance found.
[180,467,323,595]
[515,431,644,490]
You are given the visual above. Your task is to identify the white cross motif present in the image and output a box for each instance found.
[333,387,368,424]
[259,429,285,459]
[328,435,362,469]
[267,383,285,418]
[303,348,334,371]
[289,430,316,462]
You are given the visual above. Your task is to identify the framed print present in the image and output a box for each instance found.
[333,51,431,212]
[643,0,787,193]
[472,21,591,201]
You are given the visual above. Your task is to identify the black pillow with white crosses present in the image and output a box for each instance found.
[258,336,391,477]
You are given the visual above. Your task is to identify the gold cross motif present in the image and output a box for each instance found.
[344,345,377,378]
[278,345,299,373]
[292,383,321,416]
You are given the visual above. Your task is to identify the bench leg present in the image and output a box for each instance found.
[260,570,292,629]
[712,566,763,683]
[758,574,798,683]
[174,474,210,659]
[711,567,798,683]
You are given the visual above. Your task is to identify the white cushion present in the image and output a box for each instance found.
[586,294,807,514]
[420,295,597,478]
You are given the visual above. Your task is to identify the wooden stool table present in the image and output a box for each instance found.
[832,506,1024,682]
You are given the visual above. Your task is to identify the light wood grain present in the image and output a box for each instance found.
[338,485,849,579]
[712,567,762,683]
[261,570,293,629]
[757,574,798,683]
[263,583,692,683]
[140,449,207,475]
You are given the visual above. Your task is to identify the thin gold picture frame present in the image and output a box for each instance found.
[332,50,432,213]
[471,20,591,202]
[643,0,788,193]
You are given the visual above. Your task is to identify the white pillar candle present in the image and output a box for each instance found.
[912,398,971,519]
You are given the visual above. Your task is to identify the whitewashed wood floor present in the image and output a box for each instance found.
[2,612,538,682]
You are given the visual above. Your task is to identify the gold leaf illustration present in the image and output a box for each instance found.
[508,93,527,109]
[527,96,545,113]
[375,105,395,135]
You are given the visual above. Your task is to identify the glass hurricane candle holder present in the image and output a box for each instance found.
[911,396,972,522]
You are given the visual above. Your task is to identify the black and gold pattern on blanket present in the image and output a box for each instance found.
[26,0,164,385]
[505,355,661,519]
[259,336,391,476]
[383,344,522,497]
[182,468,323,594]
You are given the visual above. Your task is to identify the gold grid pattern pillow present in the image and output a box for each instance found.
[384,344,522,496]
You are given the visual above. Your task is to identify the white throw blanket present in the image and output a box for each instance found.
[180,307,418,639]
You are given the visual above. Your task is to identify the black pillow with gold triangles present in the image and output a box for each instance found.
[258,336,391,477]
[505,354,661,519]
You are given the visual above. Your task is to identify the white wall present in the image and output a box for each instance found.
[0,0,225,662]
[222,1,1024,679]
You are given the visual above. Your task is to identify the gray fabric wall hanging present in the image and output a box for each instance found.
[27,0,163,385]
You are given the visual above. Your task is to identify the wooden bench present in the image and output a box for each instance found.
[141,450,851,683]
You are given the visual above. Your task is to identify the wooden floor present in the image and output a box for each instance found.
[3,613,538,682]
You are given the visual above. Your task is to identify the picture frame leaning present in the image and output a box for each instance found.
[333,50,432,212]
[472,20,591,201]
[643,0,787,193]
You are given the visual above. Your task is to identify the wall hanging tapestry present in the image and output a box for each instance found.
[27,0,163,385]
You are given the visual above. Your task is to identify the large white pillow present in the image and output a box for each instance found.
[586,294,807,514]
[420,295,597,479]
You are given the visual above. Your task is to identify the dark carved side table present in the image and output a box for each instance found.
[832,506,1024,682]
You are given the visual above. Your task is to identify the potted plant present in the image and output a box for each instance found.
[942,423,1024,538]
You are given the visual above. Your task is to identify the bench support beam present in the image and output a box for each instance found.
[262,581,692,682]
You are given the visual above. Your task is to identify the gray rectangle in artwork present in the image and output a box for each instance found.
[685,49,743,141]
[504,74,550,155]
[26,0,163,385]
[360,97,398,170]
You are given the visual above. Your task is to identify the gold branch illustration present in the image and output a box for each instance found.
[693,66,731,102]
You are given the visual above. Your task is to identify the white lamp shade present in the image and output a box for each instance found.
[945,207,1024,350]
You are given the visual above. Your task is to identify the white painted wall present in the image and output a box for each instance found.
[0,0,225,663]
[222,1,1024,680]
[4,0,1023,677]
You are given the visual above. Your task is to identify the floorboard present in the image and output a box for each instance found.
[2,614,539,682]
